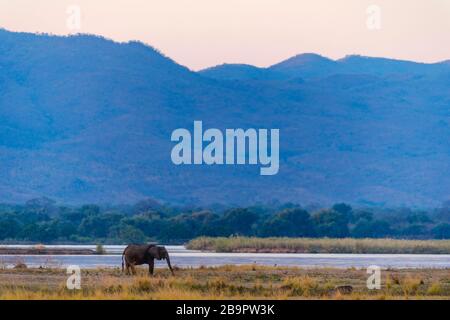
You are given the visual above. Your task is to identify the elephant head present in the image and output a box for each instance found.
[148,245,168,260]
[147,245,174,275]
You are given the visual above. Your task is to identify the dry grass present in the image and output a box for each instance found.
[187,237,450,254]
[0,265,449,300]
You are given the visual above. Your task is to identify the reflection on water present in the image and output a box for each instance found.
[0,245,449,269]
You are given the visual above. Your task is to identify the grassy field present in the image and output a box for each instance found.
[187,237,450,254]
[0,265,449,299]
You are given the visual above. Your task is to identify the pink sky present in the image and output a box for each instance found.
[0,0,449,70]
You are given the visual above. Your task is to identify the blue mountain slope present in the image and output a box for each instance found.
[199,63,287,81]
[269,53,338,79]
[201,53,450,81]
[0,29,449,207]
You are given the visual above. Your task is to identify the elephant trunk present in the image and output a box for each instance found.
[166,255,174,275]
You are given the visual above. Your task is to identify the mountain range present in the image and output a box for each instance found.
[0,29,449,207]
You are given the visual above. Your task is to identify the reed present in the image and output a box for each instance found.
[187,237,450,254]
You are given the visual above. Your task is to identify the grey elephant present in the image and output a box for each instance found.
[122,244,174,275]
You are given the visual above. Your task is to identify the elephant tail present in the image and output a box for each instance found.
[121,245,128,272]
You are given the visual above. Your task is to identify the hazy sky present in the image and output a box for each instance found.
[0,0,449,70]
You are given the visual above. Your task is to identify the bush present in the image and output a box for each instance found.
[96,244,106,254]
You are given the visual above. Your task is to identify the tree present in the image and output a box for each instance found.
[109,224,146,243]
[217,208,259,236]
[352,210,373,223]
[260,208,314,237]
[79,204,101,216]
[78,212,123,238]
[25,197,57,215]
[332,203,353,222]
[158,220,195,241]
[133,198,162,214]
[351,219,392,238]
[432,223,450,239]
[406,212,432,224]
[123,214,168,239]
[401,224,428,238]
[19,222,59,242]
[0,216,22,239]
[312,209,349,237]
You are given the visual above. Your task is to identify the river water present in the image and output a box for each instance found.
[1,245,449,269]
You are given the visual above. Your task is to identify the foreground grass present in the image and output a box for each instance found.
[187,237,450,254]
[0,266,449,299]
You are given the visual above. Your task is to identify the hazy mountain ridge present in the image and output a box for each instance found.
[0,29,449,207]
[201,53,450,81]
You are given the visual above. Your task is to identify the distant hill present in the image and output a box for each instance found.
[0,29,449,207]
[199,64,285,81]
[269,53,338,79]
[201,53,449,81]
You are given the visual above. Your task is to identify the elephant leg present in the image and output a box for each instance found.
[130,263,137,275]
[125,263,131,275]
[148,259,154,276]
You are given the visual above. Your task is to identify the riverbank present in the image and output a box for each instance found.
[0,247,96,255]
[0,266,448,299]
[187,237,450,254]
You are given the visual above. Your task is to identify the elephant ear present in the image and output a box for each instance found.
[148,245,161,260]
[158,247,167,259]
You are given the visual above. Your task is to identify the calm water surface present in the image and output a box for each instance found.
[1,245,449,269]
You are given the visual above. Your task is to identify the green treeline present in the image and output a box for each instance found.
[0,198,449,243]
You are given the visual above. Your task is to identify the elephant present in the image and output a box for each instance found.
[122,244,174,275]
